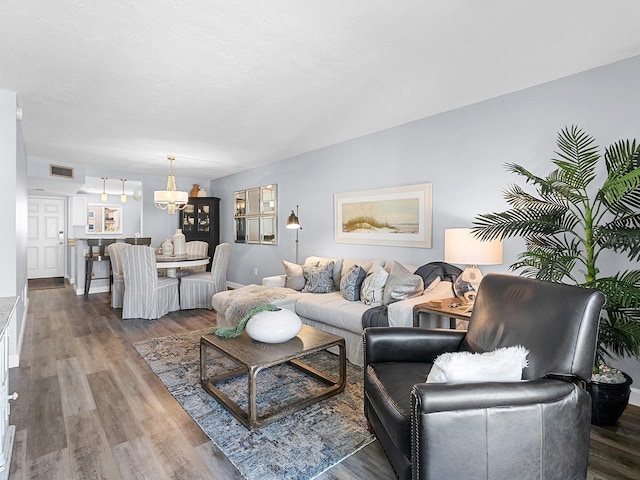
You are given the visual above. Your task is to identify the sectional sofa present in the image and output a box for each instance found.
[212,256,456,366]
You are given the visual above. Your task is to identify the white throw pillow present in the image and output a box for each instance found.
[360,264,389,306]
[426,345,529,384]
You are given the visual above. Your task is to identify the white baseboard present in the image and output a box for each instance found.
[9,297,28,368]
[74,285,109,296]
[630,386,640,407]
[226,281,244,290]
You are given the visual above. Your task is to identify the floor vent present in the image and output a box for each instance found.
[50,164,74,179]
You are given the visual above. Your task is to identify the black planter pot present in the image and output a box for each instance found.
[587,372,633,427]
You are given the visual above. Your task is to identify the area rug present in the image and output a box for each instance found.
[133,330,374,480]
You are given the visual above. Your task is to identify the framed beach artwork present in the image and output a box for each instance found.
[334,183,432,248]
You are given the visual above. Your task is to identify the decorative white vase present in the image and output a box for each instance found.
[161,238,173,255]
[197,189,208,197]
[173,229,186,255]
[246,309,302,343]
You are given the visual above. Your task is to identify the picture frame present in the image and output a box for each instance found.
[334,183,432,248]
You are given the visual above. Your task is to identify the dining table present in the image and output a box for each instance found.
[155,253,210,278]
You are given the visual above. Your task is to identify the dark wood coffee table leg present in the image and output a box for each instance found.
[200,336,346,430]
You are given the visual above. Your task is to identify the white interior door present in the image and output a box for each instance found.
[27,197,66,279]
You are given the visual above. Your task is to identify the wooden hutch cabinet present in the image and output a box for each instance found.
[179,197,220,271]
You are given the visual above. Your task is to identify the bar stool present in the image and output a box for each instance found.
[84,238,116,297]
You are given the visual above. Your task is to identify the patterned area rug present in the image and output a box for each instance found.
[134,330,374,480]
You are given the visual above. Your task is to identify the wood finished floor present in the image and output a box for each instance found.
[8,285,640,479]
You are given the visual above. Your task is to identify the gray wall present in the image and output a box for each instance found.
[210,56,640,381]
[0,89,28,365]
[15,111,28,354]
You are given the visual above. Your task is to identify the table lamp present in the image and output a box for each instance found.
[444,228,503,303]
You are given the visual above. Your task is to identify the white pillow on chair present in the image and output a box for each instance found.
[426,345,529,383]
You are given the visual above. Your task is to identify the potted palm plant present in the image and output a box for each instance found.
[472,126,640,426]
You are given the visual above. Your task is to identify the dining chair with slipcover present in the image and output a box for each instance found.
[179,242,231,310]
[364,273,605,480]
[107,242,130,308]
[175,240,210,278]
[121,245,180,319]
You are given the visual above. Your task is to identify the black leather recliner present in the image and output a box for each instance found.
[364,273,605,480]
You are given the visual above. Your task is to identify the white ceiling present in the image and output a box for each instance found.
[3,1,640,183]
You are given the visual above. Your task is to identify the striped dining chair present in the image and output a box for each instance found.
[180,243,231,310]
[121,246,180,319]
[175,241,210,278]
[107,242,130,308]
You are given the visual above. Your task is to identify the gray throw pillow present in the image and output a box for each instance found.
[283,260,305,291]
[302,261,336,293]
[340,265,367,301]
[382,261,424,305]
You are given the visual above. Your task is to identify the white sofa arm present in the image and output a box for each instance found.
[262,274,286,287]
[387,281,455,327]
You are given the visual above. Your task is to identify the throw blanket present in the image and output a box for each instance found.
[362,305,389,328]
[215,304,281,338]
[414,261,462,287]
[219,285,294,326]
[361,262,462,329]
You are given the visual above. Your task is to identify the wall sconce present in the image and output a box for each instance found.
[286,205,302,264]
[120,179,127,203]
[444,228,503,303]
[100,177,108,202]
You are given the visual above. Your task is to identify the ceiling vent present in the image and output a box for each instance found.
[50,164,74,179]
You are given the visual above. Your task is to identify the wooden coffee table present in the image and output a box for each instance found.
[200,324,346,430]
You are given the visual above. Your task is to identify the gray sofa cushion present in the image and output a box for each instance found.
[295,291,371,334]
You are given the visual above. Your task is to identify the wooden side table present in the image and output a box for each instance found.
[413,297,472,328]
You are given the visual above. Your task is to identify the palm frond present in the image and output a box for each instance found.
[472,209,567,241]
[598,309,640,359]
[597,222,640,261]
[599,139,640,212]
[599,169,640,207]
[511,237,580,282]
[505,163,587,204]
[591,271,640,309]
[604,138,640,174]
[552,125,600,189]
[503,184,568,211]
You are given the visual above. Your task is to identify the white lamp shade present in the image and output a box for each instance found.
[154,190,189,204]
[444,228,503,265]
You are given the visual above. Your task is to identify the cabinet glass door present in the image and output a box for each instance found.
[198,203,211,232]
[182,204,196,232]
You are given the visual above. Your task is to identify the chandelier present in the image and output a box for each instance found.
[154,156,188,214]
